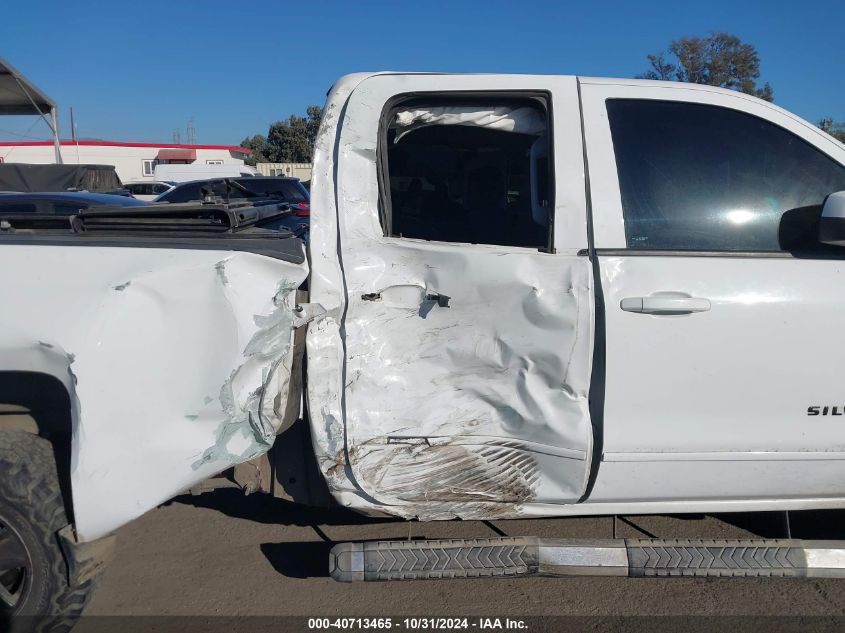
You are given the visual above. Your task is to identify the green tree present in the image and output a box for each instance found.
[266,115,312,163]
[305,105,323,147]
[819,118,845,143]
[639,32,773,102]
[239,134,269,166]
[243,105,325,164]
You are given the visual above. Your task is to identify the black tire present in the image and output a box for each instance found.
[0,431,93,633]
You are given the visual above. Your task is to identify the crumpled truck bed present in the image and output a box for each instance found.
[0,243,308,541]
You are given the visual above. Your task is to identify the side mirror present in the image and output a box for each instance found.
[818,191,845,246]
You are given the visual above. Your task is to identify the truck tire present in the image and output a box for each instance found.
[0,431,92,632]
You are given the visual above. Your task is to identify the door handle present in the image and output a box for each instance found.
[620,295,711,315]
[361,285,450,310]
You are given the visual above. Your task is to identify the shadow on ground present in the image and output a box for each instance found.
[170,488,398,528]
[718,510,845,539]
[172,490,845,580]
[174,489,845,539]
[260,541,334,578]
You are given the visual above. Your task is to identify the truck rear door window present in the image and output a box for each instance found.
[607,99,845,252]
[381,97,553,250]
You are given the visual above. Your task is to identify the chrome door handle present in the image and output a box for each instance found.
[621,296,711,315]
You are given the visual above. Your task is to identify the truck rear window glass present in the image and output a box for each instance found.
[233,179,307,202]
[159,183,204,203]
[607,99,845,252]
[381,97,553,250]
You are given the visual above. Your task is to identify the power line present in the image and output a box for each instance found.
[0,127,52,141]
[0,117,45,160]
[187,117,196,145]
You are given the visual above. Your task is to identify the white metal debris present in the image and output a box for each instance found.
[392,105,547,142]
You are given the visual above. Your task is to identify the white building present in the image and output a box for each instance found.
[0,140,251,182]
[257,162,312,182]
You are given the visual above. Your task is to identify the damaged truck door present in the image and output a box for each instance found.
[310,74,595,518]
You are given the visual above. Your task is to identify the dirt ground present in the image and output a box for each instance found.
[81,489,845,626]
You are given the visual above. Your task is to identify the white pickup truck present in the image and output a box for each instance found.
[3,73,845,626]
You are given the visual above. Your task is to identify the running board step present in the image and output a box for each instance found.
[329,537,845,581]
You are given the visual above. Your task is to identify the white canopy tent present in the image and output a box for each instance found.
[0,57,62,163]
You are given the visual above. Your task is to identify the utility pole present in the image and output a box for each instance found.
[186,117,196,145]
[50,107,63,164]
[70,107,80,164]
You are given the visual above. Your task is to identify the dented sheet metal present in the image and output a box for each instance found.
[308,73,594,520]
[339,249,594,518]
[0,244,307,541]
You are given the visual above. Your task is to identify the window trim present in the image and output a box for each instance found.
[376,90,557,253]
[141,159,156,177]
[582,248,845,260]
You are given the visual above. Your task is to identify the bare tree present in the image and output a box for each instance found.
[639,32,773,102]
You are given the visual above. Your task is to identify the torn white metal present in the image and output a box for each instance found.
[391,105,547,142]
[0,245,307,541]
[338,252,594,519]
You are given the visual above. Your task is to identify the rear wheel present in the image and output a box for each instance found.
[0,516,29,612]
[0,431,93,632]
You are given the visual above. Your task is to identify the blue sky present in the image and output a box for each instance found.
[1,0,843,145]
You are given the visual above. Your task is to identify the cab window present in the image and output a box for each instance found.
[381,96,553,250]
[607,99,845,252]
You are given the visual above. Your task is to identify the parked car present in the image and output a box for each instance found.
[155,176,311,238]
[153,163,259,182]
[155,176,308,205]
[3,72,845,625]
[0,191,147,215]
[123,181,175,201]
